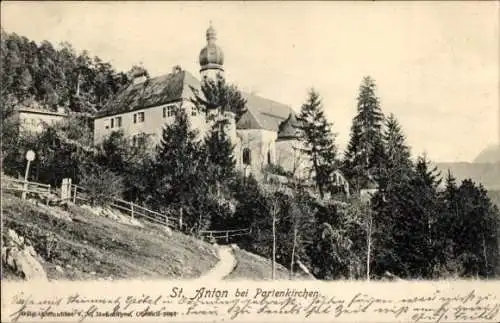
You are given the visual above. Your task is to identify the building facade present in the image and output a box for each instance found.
[14,105,68,134]
[93,24,312,179]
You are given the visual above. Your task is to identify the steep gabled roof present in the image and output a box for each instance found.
[237,92,296,131]
[95,70,200,118]
[95,69,295,133]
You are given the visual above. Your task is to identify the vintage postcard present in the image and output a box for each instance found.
[1,1,499,322]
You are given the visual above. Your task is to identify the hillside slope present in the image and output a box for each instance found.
[474,145,500,163]
[2,193,219,281]
[2,193,297,281]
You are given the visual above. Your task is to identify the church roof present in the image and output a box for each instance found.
[237,93,296,131]
[95,69,199,118]
[95,70,295,132]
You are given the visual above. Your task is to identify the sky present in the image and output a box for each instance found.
[2,1,499,163]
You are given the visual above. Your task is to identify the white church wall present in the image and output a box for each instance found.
[236,129,277,178]
[275,139,310,178]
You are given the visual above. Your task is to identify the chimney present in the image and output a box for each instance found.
[172,65,182,74]
[129,65,148,85]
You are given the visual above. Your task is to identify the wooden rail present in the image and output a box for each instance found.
[199,228,251,243]
[68,184,182,229]
[2,178,52,204]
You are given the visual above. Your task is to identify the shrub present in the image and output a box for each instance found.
[79,164,124,206]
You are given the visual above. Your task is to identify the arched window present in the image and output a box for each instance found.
[267,150,271,165]
[242,148,251,165]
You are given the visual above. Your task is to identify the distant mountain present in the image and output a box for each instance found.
[434,162,500,190]
[474,144,500,163]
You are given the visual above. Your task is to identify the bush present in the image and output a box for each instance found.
[79,164,124,206]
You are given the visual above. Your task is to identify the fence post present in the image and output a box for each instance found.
[73,185,77,203]
[179,208,183,230]
[46,185,51,206]
[130,202,134,219]
[226,231,229,243]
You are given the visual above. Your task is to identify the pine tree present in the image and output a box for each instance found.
[343,76,385,192]
[379,113,413,190]
[297,89,338,199]
[448,179,500,277]
[204,122,236,189]
[191,73,245,186]
[401,156,442,278]
[191,73,247,121]
[153,107,209,230]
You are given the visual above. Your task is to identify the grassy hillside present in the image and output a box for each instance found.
[2,193,219,281]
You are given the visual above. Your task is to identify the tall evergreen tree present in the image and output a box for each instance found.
[401,156,442,277]
[191,73,247,122]
[296,89,338,198]
[204,122,236,191]
[445,179,500,277]
[191,73,245,185]
[153,107,209,230]
[343,76,385,192]
[379,113,413,190]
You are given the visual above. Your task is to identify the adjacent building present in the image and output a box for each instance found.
[13,104,68,134]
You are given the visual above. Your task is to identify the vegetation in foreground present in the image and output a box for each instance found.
[2,193,218,281]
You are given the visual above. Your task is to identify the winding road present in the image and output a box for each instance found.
[198,245,237,280]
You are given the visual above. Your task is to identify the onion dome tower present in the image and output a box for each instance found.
[199,22,224,80]
[277,113,301,141]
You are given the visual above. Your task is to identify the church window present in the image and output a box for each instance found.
[267,150,272,165]
[110,118,114,128]
[116,116,122,127]
[191,107,197,116]
[243,148,251,165]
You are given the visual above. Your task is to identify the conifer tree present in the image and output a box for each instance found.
[204,122,236,189]
[191,73,245,186]
[153,107,209,230]
[191,73,247,121]
[343,76,385,192]
[446,179,500,277]
[379,113,413,190]
[398,156,442,278]
[296,89,338,198]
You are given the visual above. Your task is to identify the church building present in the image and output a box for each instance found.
[93,24,343,186]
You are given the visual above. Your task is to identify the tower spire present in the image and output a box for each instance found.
[199,21,224,78]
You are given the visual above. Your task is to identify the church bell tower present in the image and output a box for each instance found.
[199,22,225,81]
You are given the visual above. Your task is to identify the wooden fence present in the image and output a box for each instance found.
[2,178,52,204]
[67,184,182,229]
[3,177,250,237]
[198,228,252,243]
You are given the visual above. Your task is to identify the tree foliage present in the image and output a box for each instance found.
[297,89,338,198]
[343,76,385,192]
[0,30,130,113]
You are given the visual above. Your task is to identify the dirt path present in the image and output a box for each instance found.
[197,244,237,280]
